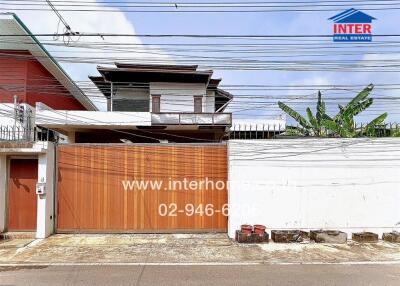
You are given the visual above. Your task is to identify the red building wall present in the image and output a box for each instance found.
[0,51,26,104]
[0,50,87,110]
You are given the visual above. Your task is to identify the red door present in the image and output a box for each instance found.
[8,159,38,231]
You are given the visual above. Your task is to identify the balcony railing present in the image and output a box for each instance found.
[151,112,232,126]
[0,125,52,142]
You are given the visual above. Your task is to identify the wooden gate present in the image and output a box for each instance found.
[8,159,38,231]
[57,144,228,232]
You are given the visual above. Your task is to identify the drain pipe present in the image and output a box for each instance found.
[52,141,58,235]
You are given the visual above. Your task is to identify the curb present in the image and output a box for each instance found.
[0,261,400,267]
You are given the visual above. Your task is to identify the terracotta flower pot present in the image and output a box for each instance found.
[241,224,253,234]
[254,225,266,235]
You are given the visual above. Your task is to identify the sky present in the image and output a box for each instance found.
[4,0,400,123]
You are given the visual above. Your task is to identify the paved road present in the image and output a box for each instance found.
[0,264,399,285]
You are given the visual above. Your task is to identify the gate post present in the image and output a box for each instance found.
[0,156,6,233]
[36,143,55,238]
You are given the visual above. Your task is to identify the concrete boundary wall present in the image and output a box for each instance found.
[228,138,400,238]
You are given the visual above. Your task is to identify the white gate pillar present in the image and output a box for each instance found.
[36,143,55,238]
[0,155,7,233]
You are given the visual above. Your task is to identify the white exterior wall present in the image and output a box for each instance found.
[205,90,216,112]
[150,82,212,113]
[228,138,400,238]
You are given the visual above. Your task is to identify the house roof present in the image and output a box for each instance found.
[329,8,376,23]
[214,88,232,112]
[88,76,112,98]
[115,63,199,71]
[94,63,213,85]
[208,78,222,88]
[0,13,97,111]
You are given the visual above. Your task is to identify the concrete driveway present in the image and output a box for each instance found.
[1,234,400,265]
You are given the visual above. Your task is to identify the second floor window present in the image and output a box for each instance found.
[194,96,202,113]
[152,95,160,113]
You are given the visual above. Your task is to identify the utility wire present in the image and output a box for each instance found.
[2,33,400,38]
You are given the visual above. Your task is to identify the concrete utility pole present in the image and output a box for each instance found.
[13,95,18,140]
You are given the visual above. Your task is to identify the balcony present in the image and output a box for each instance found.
[0,125,33,141]
[36,110,152,129]
[151,113,232,126]
[0,125,53,148]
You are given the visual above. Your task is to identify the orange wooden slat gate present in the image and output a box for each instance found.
[8,159,38,231]
[57,144,228,232]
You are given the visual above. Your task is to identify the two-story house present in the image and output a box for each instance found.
[36,63,233,143]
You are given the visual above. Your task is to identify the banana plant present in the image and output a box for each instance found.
[321,84,388,137]
[277,101,311,135]
[321,113,388,137]
[278,84,388,137]
[334,84,374,122]
[278,91,327,136]
[332,84,374,134]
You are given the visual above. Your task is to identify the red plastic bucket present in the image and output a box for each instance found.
[241,224,253,234]
[254,225,266,235]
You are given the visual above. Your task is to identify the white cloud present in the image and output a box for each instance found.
[280,76,331,122]
[355,53,400,122]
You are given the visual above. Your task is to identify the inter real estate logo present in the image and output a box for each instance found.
[329,8,376,42]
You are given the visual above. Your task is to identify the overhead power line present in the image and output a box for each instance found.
[4,0,400,8]
[4,0,400,3]
[2,33,400,38]
[2,0,400,13]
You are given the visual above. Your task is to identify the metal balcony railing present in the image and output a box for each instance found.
[0,125,52,142]
[151,112,232,126]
